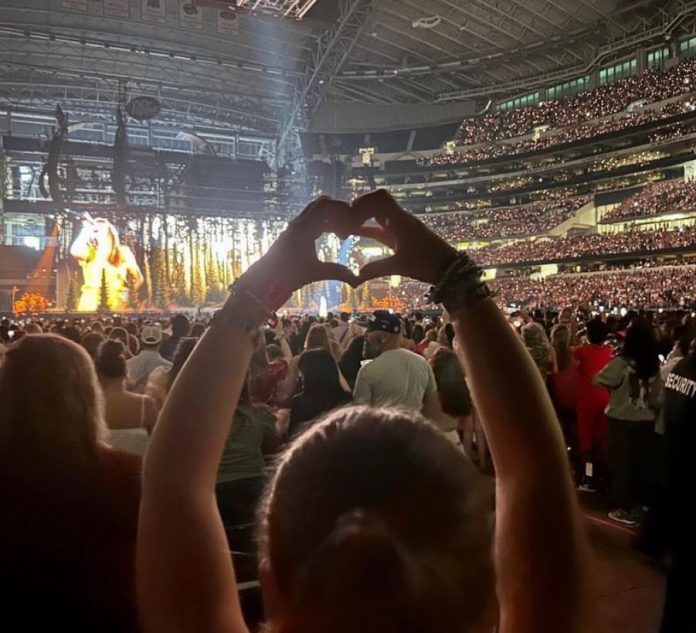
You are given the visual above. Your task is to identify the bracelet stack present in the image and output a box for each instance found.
[213,282,284,334]
[426,254,493,312]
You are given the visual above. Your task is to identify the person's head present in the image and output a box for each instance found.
[81,331,105,358]
[411,324,425,344]
[62,325,82,344]
[521,321,549,349]
[94,339,127,383]
[258,406,494,633]
[267,344,284,362]
[340,312,350,323]
[671,324,695,357]
[623,318,660,380]
[363,311,401,359]
[438,323,455,349]
[550,323,573,371]
[140,324,163,350]
[125,322,137,336]
[430,348,471,418]
[25,322,43,335]
[167,337,198,390]
[305,323,331,352]
[0,334,103,468]
[108,326,129,349]
[586,317,608,345]
[170,314,190,338]
[90,320,104,334]
[298,348,345,398]
[190,322,206,338]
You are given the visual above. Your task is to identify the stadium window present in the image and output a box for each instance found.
[497,91,539,111]
[548,76,590,100]
[598,58,637,86]
[680,36,696,58]
[647,47,670,69]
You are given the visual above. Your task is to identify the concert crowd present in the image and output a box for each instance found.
[470,224,696,267]
[1,192,694,633]
[454,58,696,145]
[419,196,591,240]
[603,178,696,221]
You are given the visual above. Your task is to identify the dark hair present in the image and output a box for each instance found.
[62,325,82,344]
[170,314,190,338]
[411,324,425,345]
[586,317,608,345]
[94,340,127,380]
[298,349,346,400]
[672,324,696,357]
[430,348,473,417]
[81,331,105,359]
[190,322,205,338]
[340,312,350,322]
[338,335,365,390]
[258,407,493,633]
[623,319,660,380]
[167,337,198,390]
[442,323,455,348]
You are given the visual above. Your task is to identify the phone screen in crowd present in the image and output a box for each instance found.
[7,330,15,339]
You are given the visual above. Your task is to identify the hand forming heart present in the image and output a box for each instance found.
[239,190,460,306]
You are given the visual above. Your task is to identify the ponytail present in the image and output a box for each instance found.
[285,509,424,633]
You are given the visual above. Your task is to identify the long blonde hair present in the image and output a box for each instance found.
[304,323,331,353]
[550,324,573,371]
[0,334,104,471]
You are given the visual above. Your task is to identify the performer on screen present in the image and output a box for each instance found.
[70,214,143,311]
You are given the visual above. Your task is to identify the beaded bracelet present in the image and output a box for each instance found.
[426,254,494,312]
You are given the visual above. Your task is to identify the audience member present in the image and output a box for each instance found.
[353,311,442,420]
[159,314,190,361]
[595,319,661,526]
[126,324,172,393]
[288,349,352,440]
[0,335,141,631]
[95,340,158,457]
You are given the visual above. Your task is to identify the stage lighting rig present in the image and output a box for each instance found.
[184,0,320,20]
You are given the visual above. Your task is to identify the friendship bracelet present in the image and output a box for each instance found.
[426,254,494,312]
[228,278,292,315]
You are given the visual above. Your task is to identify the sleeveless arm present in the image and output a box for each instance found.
[452,299,590,633]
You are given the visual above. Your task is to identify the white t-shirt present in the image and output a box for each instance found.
[127,350,172,390]
[353,348,437,411]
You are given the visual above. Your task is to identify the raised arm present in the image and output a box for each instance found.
[137,198,359,633]
[353,190,590,633]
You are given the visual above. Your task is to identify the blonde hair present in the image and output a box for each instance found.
[304,323,331,353]
[0,334,105,470]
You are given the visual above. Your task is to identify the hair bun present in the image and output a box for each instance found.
[94,340,127,379]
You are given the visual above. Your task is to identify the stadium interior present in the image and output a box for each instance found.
[1,2,695,633]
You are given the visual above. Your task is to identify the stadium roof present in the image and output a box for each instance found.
[0,0,695,141]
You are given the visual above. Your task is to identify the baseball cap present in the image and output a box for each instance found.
[367,310,401,334]
[141,324,163,345]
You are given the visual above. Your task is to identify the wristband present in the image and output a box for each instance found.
[426,254,493,312]
[228,279,292,315]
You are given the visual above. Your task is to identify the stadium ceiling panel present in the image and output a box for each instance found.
[0,0,693,138]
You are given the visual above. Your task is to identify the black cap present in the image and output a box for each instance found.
[367,310,401,334]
